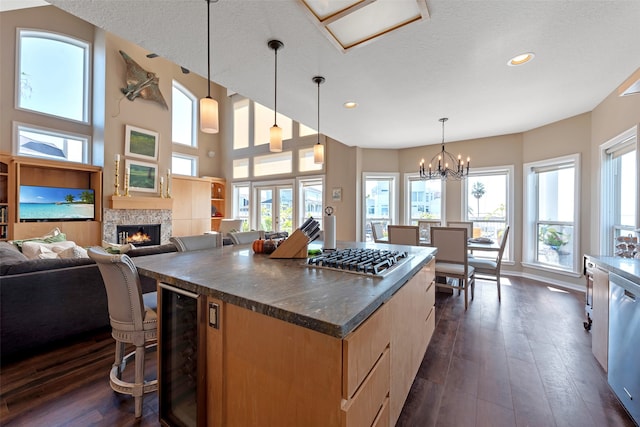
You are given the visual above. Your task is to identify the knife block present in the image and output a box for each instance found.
[270,229,308,259]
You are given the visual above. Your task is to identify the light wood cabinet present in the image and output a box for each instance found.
[208,177,225,231]
[592,265,609,371]
[389,258,436,424]
[171,176,212,236]
[202,259,436,427]
[0,154,10,241]
[9,156,102,246]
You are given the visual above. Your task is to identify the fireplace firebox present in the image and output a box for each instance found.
[116,224,161,247]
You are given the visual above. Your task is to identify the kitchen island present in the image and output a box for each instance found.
[134,241,437,427]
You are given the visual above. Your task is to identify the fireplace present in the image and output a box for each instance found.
[116,224,161,247]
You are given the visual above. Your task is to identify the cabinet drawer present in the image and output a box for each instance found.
[371,396,390,427]
[343,303,390,399]
[425,280,435,314]
[342,348,390,427]
[424,305,436,349]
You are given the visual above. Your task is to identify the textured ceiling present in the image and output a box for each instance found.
[34,1,640,148]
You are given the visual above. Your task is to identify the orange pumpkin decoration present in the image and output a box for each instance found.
[252,239,264,254]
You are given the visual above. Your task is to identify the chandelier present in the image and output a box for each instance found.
[419,118,470,180]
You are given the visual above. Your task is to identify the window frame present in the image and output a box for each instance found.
[362,172,399,242]
[523,153,581,276]
[599,125,639,255]
[13,121,91,164]
[171,80,198,148]
[16,28,91,124]
[462,165,514,262]
[403,172,445,225]
[171,152,199,177]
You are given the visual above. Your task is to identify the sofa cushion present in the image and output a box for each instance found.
[0,242,29,275]
[21,241,77,260]
[2,257,95,275]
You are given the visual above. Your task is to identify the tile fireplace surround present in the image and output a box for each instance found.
[103,208,172,245]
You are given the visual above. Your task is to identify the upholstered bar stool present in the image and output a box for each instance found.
[87,247,158,418]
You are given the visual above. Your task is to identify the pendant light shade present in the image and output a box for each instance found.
[268,40,284,152]
[200,0,219,134]
[313,76,325,164]
[200,96,219,133]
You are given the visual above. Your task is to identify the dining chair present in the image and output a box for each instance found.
[417,220,441,243]
[371,222,386,243]
[430,227,475,310]
[469,225,510,301]
[87,246,158,418]
[446,221,474,238]
[387,225,420,246]
[170,234,221,251]
[228,230,264,245]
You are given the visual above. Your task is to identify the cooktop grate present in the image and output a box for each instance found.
[307,248,409,277]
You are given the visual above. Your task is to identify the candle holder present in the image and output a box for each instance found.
[165,170,172,198]
[124,168,131,197]
[114,158,121,197]
[159,179,165,199]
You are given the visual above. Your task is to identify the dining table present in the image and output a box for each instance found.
[377,236,501,253]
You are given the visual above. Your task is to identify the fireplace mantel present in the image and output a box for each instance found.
[109,196,173,210]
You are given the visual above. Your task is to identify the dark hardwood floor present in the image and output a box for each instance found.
[1,276,636,426]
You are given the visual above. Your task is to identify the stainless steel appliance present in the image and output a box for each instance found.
[608,272,640,425]
[307,248,409,276]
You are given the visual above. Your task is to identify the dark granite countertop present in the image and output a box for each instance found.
[585,255,640,284]
[134,241,436,338]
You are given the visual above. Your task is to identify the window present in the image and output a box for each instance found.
[363,173,398,241]
[233,158,249,179]
[523,154,580,273]
[232,183,250,230]
[171,153,198,176]
[298,177,324,230]
[15,123,89,164]
[463,167,513,260]
[298,147,323,172]
[600,127,638,255]
[233,98,249,150]
[254,152,292,177]
[405,175,443,224]
[18,29,90,123]
[172,81,197,147]
[254,102,292,146]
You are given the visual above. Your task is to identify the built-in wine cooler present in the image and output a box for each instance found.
[159,283,206,427]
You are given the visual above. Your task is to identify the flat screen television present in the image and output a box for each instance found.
[19,185,95,222]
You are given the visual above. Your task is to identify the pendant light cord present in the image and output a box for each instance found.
[206,0,211,98]
[274,46,278,126]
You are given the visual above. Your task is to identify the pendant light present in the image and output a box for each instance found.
[200,0,219,134]
[268,39,284,152]
[312,76,325,164]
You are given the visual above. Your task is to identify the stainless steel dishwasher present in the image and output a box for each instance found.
[608,272,640,425]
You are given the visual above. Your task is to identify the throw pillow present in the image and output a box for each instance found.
[58,245,89,259]
[21,240,77,260]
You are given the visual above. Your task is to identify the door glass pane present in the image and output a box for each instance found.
[619,150,636,227]
[278,187,293,234]
[258,189,273,231]
[301,180,323,229]
[234,185,250,230]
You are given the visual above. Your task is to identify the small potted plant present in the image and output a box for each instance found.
[540,227,569,252]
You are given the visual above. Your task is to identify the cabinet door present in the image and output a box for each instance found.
[592,266,609,371]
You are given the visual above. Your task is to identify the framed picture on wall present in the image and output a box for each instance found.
[126,159,158,193]
[124,125,159,160]
[332,187,342,202]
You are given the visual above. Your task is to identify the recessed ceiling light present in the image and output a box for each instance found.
[508,52,535,66]
[343,101,358,109]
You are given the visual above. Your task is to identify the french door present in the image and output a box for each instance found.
[255,184,294,234]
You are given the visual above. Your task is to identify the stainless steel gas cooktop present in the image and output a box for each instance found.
[307,248,410,277]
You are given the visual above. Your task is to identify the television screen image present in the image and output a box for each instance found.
[19,185,95,221]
